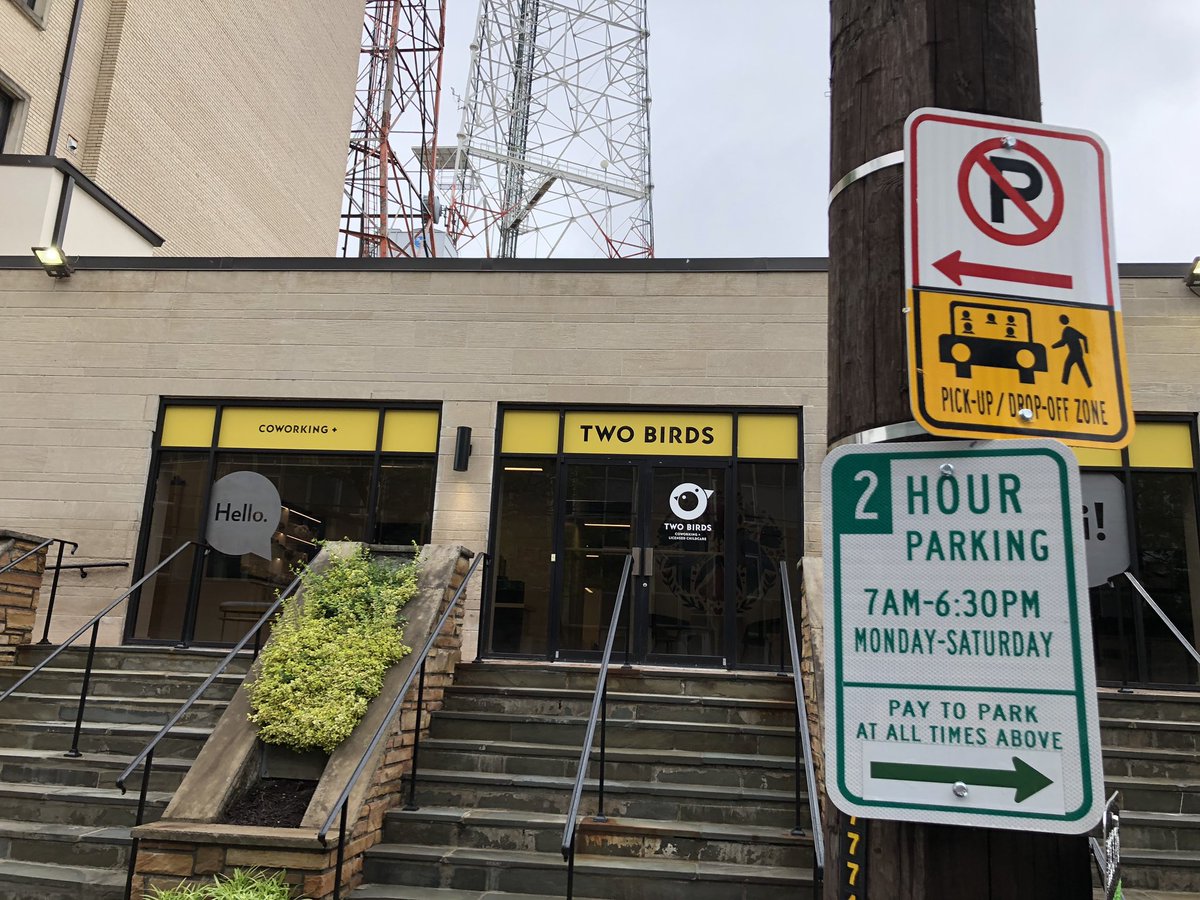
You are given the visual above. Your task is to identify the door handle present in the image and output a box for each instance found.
[642,547,654,578]
[631,547,642,577]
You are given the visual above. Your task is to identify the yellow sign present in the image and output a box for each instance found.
[218,408,380,451]
[563,412,733,456]
[161,406,216,447]
[908,290,1132,448]
[381,410,440,453]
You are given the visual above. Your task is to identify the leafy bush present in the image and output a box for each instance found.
[247,545,418,753]
[148,868,304,899]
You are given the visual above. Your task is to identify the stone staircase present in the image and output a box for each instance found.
[0,644,250,900]
[352,661,816,900]
[1099,687,1200,896]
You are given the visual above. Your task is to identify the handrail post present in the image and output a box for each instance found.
[1115,579,1133,692]
[333,801,348,900]
[65,619,100,758]
[39,540,69,645]
[124,746,154,900]
[595,676,608,822]
[404,658,428,811]
[566,835,577,900]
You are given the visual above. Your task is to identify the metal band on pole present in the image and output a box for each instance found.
[827,150,904,207]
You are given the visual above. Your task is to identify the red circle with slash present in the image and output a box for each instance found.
[957,137,1064,246]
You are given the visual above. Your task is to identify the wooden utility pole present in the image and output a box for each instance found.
[826,1,1091,897]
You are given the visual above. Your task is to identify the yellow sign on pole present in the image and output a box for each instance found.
[904,108,1133,448]
[909,291,1131,447]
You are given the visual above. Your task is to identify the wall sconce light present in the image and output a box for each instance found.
[32,245,74,278]
[453,426,472,472]
[1186,257,1200,297]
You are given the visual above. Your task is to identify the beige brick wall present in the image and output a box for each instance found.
[1,0,360,255]
[0,266,1194,650]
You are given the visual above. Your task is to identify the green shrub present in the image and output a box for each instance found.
[247,545,418,753]
[148,868,304,899]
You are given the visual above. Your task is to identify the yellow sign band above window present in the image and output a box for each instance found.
[563,412,734,457]
[161,405,441,453]
[218,408,380,451]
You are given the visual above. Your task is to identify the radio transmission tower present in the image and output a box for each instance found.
[447,0,653,258]
[340,1,447,258]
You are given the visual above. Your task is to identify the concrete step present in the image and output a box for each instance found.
[0,818,131,868]
[1103,746,1200,781]
[1121,811,1200,853]
[1097,689,1200,723]
[1101,717,1200,752]
[0,691,227,729]
[429,711,794,756]
[406,770,802,829]
[353,890,591,900]
[1120,848,1200,893]
[0,747,190,792]
[419,738,796,791]
[1103,775,1200,815]
[0,665,241,701]
[440,685,797,729]
[0,858,126,900]
[362,844,812,900]
[16,644,255,676]
[383,807,811,868]
[0,781,171,827]
[451,663,796,703]
[0,718,210,758]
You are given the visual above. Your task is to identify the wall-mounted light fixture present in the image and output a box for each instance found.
[32,245,73,278]
[1186,257,1200,297]
[453,426,472,471]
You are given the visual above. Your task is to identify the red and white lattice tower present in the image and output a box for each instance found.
[446,0,654,258]
[340,1,447,258]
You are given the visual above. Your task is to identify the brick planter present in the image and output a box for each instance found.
[0,530,51,666]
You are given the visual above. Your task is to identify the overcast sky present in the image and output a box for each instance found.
[439,2,1198,263]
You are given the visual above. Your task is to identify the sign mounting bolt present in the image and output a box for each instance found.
[939,463,955,477]
[953,781,969,798]
[1018,408,1034,422]
[1000,135,1017,149]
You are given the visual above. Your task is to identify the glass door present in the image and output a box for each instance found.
[554,460,730,665]
[641,463,728,664]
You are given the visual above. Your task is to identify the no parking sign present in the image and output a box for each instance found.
[904,108,1133,449]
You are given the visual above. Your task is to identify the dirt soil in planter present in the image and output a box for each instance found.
[224,778,317,827]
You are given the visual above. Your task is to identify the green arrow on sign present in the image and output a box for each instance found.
[871,756,1054,803]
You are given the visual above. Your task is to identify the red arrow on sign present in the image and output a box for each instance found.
[933,250,1074,290]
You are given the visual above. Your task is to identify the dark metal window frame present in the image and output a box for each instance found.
[125,397,443,645]
[1083,412,1200,690]
[481,402,806,669]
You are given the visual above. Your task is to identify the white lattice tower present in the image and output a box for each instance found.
[340,0,446,258]
[447,0,653,258]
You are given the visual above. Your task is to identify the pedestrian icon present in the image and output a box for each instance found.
[1052,315,1092,387]
[938,299,1047,384]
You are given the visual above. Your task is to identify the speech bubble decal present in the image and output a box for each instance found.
[206,471,282,560]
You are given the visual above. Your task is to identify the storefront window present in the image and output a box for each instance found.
[1084,418,1200,687]
[736,463,803,668]
[130,402,439,644]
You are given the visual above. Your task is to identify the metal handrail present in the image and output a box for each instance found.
[1121,571,1200,674]
[317,551,486,900]
[116,570,303,900]
[560,554,633,900]
[46,560,130,578]
[0,537,78,644]
[781,561,824,899]
[0,540,200,759]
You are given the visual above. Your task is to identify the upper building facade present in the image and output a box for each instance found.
[0,0,360,255]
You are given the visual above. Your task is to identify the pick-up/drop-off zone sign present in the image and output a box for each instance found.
[904,108,1133,449]
[822,439,1104,833]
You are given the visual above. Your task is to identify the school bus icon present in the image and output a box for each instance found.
[939,299,1048,384]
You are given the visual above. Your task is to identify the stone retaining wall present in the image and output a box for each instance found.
[0,530,51,665]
